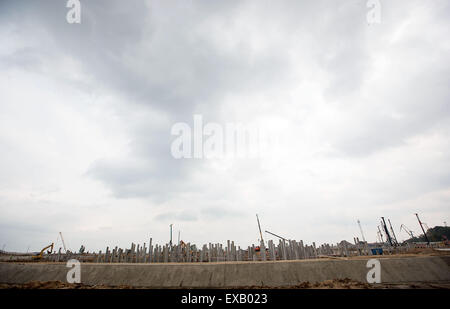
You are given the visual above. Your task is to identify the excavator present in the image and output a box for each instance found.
[32,243,54,260]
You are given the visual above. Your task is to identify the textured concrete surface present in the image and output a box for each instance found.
[0,256,449,288]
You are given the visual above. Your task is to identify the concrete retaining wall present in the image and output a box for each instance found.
[1,256,449,287]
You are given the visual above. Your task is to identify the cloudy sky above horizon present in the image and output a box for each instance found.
[0,0,449,252]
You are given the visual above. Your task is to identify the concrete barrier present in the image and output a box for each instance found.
[0,255,449,287]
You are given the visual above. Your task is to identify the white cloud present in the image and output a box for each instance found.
[0,0,449,252]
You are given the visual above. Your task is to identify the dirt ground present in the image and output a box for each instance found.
[1,278,449,289]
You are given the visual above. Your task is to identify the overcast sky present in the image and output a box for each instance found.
[0,0,449,252]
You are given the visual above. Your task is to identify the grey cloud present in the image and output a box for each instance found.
[1,0,449,250]
[334,67,450,157]
[154,211,198,222]
[201,207,244,219]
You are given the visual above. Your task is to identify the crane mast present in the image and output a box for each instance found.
[381,217,394,246]
[265,230,289,242]
[415,213,430,245]
[377,225,384,243]
[59,232,67,253]
[400,224,414,238]
[357,220,366,243]
[388,219,399,245]
[256,214,264,245]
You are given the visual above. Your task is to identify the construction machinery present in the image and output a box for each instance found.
[256,214,264,245]
[357,220,366,243]
[399,224,415,239]
[381,217,394,246]
[415,213,430,245]
[59,232,67,253]
[265,230,289,242]
[388,219,399,245]
[79,245,85,254]
[377,225,384,243]
[32,243,54,260]
[254,214,265,252]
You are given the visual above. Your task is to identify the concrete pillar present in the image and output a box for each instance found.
[208,243,212,262]
[214,244,220,262]
[137,244,141,263]
[117,248,122,263]
[261,241,267,261]
[187,242,191,262]
[177,244,182,262]
[193,247,197,262]
[149,238,153,263]
[172,245,176,262]
[288,241,293,260]
[204,244,208,262]
[163,245,168,263]
[112,246,117,263]
[226,240,230,262]
[143,243,147,263]
[292,241,298,260]
[106,246,111,263]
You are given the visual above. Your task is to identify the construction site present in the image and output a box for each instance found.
[1,213,449,289]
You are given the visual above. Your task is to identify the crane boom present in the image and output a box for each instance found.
[265,230,289,242]
[59,232,67,252]
[415,213,430,245]
[388,219,399,245]
[377,225,384,243]
[357,220,366,242]
[381,217,394,246]
[256,214,264,244]
[400,224,414,238]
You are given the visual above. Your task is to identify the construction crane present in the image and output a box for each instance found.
[265,230,289,242]
[415,213,430,245]
[399,224,415,239]
[32,243,54,260]
[256,214,264,245]
[381,217,394,246]
[388,219,399,245]
[377,225,384,243]
[357,220,366,243]
[376,231,382,244]
[59,232,67,253]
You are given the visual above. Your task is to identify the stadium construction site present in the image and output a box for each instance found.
[1,215,449,289]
